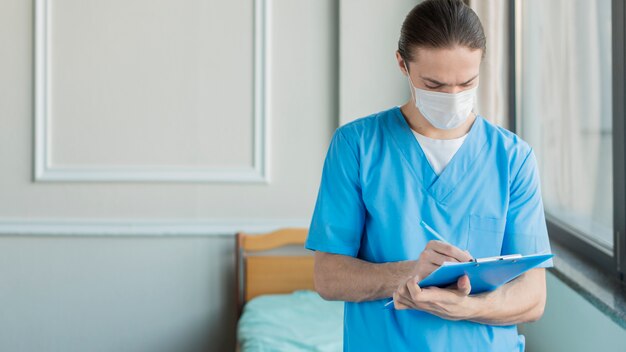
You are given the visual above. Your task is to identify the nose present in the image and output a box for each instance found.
[446,86,466,94]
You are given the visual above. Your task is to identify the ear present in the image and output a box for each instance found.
[396,51,409,76]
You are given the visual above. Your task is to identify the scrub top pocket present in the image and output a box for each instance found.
[467,214,507,258]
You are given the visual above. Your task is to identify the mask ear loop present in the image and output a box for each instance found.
[403,60,417,105]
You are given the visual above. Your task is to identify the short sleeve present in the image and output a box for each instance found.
[305,128,366,257]
[501,148,554,268]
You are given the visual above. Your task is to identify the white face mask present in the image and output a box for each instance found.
[404,62,477,130]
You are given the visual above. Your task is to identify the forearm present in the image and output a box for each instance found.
[467,268,547,326]
[313,251,417,302]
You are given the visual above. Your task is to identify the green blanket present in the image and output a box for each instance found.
[237,290,344,352]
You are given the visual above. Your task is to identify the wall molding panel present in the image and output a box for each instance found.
[33,0,270,183]
[0,218,308,236]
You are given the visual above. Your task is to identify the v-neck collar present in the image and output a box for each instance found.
[384,106,488,205]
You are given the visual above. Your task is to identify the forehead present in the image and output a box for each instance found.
[410,46,482,83]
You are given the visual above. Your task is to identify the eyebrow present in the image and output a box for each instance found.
[421,74,479,86]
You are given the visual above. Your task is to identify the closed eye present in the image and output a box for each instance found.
[460,76,478,86]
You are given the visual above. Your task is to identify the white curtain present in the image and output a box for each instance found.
[520,0,612,246]
[470,0,612,245]
[468,0,509,128]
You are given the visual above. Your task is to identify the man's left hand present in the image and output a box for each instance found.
[392,274,477,321]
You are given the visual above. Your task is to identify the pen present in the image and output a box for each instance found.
[383,298,395,308]
[420,220,475,262]
[419,220,447,243]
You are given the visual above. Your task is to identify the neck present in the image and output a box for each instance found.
[400,101,476,140]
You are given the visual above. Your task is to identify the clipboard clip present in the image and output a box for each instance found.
[475,254,523,264]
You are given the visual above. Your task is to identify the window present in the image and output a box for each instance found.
[519,0,613,249]
[512,0,626,281]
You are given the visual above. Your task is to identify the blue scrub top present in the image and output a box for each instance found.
[305,106,553,351]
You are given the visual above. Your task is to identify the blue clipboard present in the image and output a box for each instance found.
[383,253,553,309]
[418,253,554,294]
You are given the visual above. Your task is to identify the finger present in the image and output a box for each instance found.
[396,280,415,303]
[395,293,415,310]
[417,262,440,280]
[456,275,472,295]
[406,275,422,301]
[431,243,473,263]
[396,280,409,298]
[428,241,473,262]
[443,276,469,291]
[444,282,458,289]
[427,240,469,260]
[396,286,413,302]
[427,252,465,266]
[393,292,410,310]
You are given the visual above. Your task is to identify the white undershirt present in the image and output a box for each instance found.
[412,130,468,176]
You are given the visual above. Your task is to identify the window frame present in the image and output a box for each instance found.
[509,0,626,285]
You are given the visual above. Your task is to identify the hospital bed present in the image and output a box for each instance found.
[235,228,344,351]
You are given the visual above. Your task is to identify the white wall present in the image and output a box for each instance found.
[0,0,415,351]
[6,0,334,217]
[520,272,626,351]
[339,0,415,124]
[0,236,237,352]
[1,0,336,351]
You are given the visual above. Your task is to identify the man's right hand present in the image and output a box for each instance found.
[412,240,474,281]
[312,241,473,302]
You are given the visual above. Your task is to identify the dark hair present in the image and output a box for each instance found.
[398,0,486,62]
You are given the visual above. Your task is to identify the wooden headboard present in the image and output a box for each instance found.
[235,228,315,317]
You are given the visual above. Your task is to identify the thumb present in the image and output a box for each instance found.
[413,274,424,290]
[457,275,471,295]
